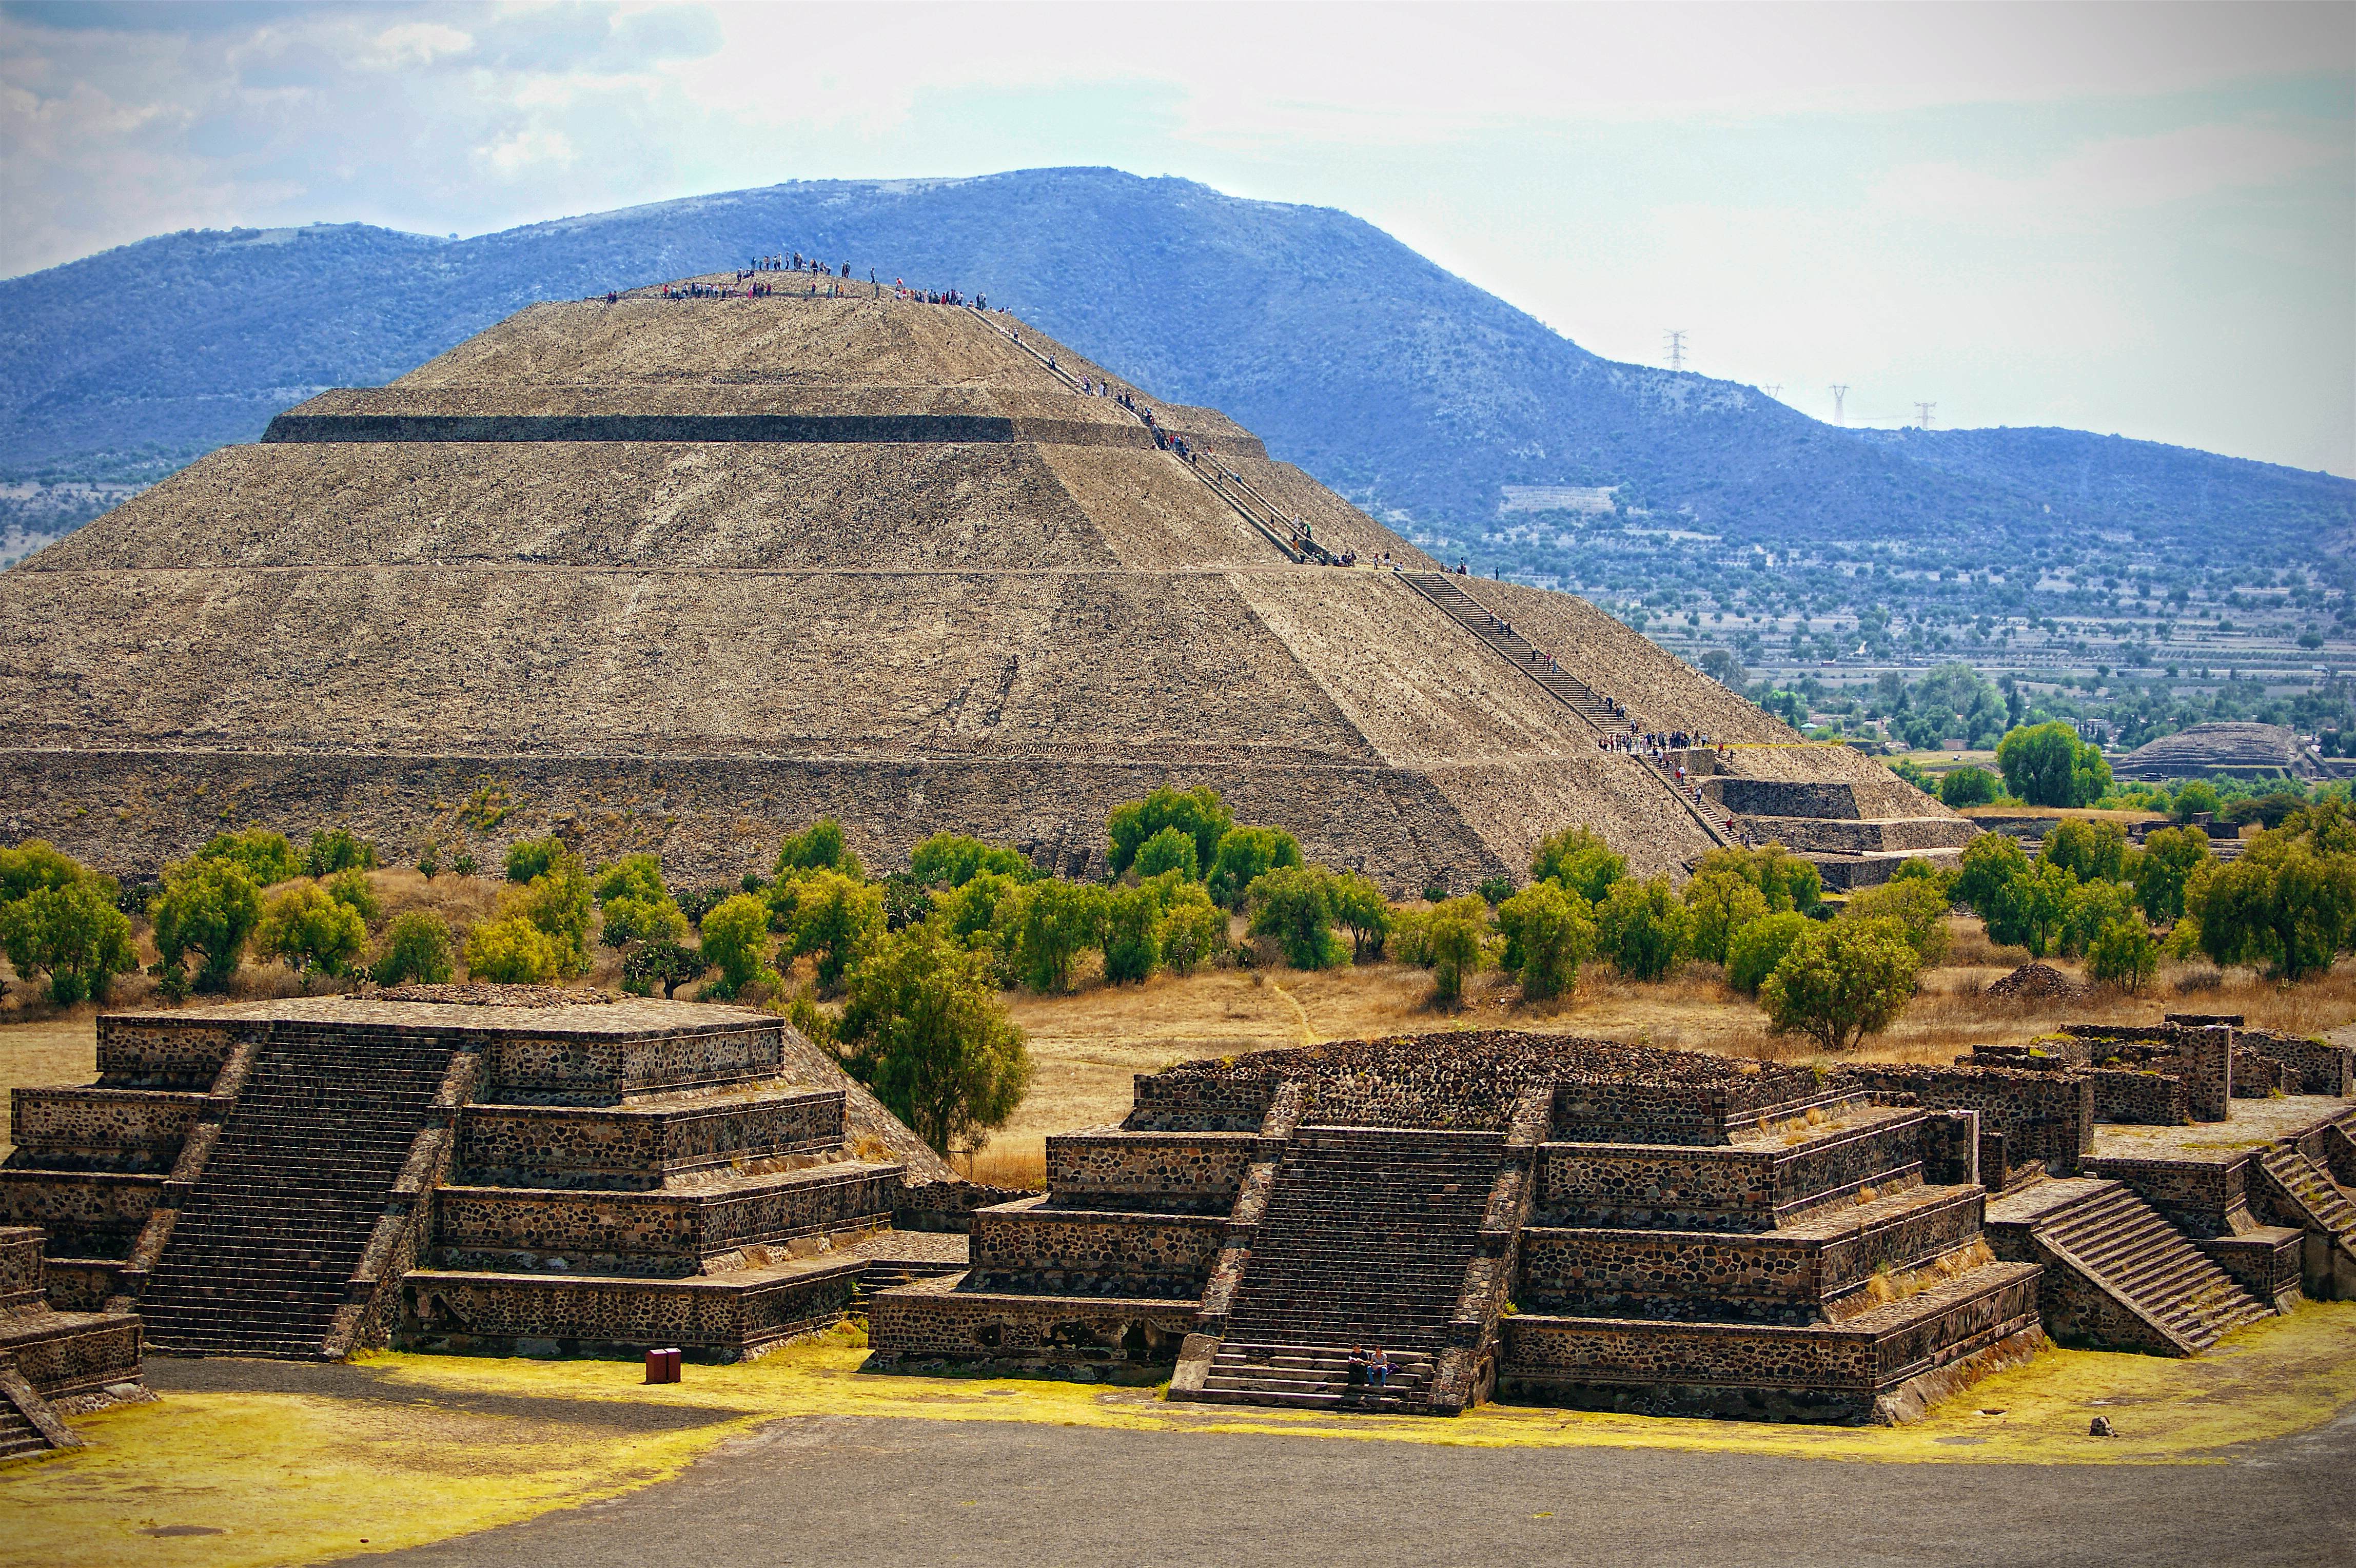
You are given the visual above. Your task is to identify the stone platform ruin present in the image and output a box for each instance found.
[0,1225,143,1462]
[871,1024,2356,1424]
[0,273,1964,893]
[1,991,961,1364]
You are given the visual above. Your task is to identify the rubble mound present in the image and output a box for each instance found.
[1986,963,2089,1002]
[368,983,613,1008]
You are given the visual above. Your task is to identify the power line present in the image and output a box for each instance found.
[1914,401,1936,428]
[1761,383,1783,400]
[1829,384,1849,425]
[1663,329,1686,372]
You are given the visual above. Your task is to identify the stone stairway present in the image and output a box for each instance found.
[1200,1343,1439,1409]
[139,1031,462,1357]
[0,1390,50,1462]
[2254,1147,2356,1297]
[1987,1178,2268,1354]
[1210,1127,1499,1409]
[2256,1148,2356,1243]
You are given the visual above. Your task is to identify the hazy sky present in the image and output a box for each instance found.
[4,1,2350,474]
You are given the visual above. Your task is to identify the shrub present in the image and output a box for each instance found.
[1493,881,1595,1001]
[1476,876,1515,907]
[1154,878,1230,974]
[879,872,933,932]
[151,856,263,992]
[1683,871,1769,966]
[1132,826,1200,881]
[774,817,866,883]
[0,868,136,1005]
[1938,767,2000,808]
[593,853,688,947]
[503,836,564,884]
[1531,826,1625,905]
[1727,910,1812,996]
[1996,721,2111,808]
[1247,865,1345,970]
[303,829,378,879]
[1003,878,1109,993]
[464,914,562,984]
[774,868,887,993]
[838,922,1031,1158]
[1325,870,1391,961]
[2133,826,2212,927]
[371,911,455,986]
[503,850,593,976]
[1206,826,1303,911]
[2185,824,2356,982]
[1425,895,1490,1005]
[1953,833,2073,957]
[0,839,81,905]
[1103,884,1165,983]
[1692,843,1821,915]
[1595,876,1691,982]
[2059,877,2138,958]
[2086,919,2158,993]
[1389,906,1434,966]
[622,939,706,999]
[198,826,301,886]
[2040,818,2129,885]
[323,867,381,925]
[254,884,367,982]
[1842,877,1952,966]
[909,833,1034,889]
[1759,917,1921,1052]
[698,893,779,996]
[677,884,734,927]
[2171,780,2222,822]
[1106,786,1232,879]
[937,871,1022,955]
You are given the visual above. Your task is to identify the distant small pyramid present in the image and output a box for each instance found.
[1,273,1951,888]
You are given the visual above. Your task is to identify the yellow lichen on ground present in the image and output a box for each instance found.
[7,1306,2354,1568]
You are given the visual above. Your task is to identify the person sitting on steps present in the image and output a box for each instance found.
[1345,1347,1371,1394]
[1368,1346,1393,1393]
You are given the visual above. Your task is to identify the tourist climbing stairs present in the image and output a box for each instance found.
[1203,1127,1500,1412]
[1401,571,1729,848]
[1986,1178,2269,1354]
[138,1030,464,1358]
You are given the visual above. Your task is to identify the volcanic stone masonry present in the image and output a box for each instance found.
[0,271,1967,893]
[870,1024,2356,1422]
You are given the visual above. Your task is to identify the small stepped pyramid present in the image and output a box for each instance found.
[2253,1146,2356,1297]
[140,1031,461,1357]
[1986,1178,2269,1354]
[1206,1128,1501,1411]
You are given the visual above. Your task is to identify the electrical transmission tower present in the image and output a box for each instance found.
[1829,384,1849,425]
[1664,329,1687,372]
[1914,401,1936,428]
[1762,383,1783,400]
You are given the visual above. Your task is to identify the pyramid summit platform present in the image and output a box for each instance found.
[1,271,1960,887]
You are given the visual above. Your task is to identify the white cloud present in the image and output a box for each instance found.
[369,21,475,69]
[1879,121,2350,224]
[480,125,577,177]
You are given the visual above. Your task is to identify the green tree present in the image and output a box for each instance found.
[1205,826,1303,911]
[2086,919,2158,993]
[0,839,81,905]
[1106,786,1233,879]
[698,893,779,996]
[1531,826,1625,905]
[464,914,562,984]
[1683,871,1769,966]
[254,884,368,983]
[303,829,378,878]
[151,856,263,992]
[1425,895,1490,1005]
[502,850,593,976]
[1842,877,1952,965]
[1727,910,1812,996]
[1938,767,2000,808]
[1325,870,1391,961]
[937,871,1022,956]
[503,835,565,884]
[199,826,301,886]
[2187,831,2356,982]
[838,922,1031,1157]
[908,833,1034,889]
[1759,917,1921,1052]
[776,868,887,993]
[1952,833,2031,918]
[371,911,455,986]
[2040,818,2130,884]
[1132,826,1201,881]
[593,853,689,947]
[1152,876,1229,974]
[2171,780,2222,822]
[2059,877,2139,958]
[1996,721,2111,808]
[2132,826,2212,926]
[1103,884,1166,984]
[323,867,381,925]
[622,940,706,999]
[1003,878,1109,992]
[1247,865,1345,970]
[774,817,866,883]
[1595,876,1691,982]
[1493,880,1595,1001]
[0,872,136,1005]
[1692,842,1821,914]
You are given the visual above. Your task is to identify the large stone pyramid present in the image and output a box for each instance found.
[1,274,1958,888]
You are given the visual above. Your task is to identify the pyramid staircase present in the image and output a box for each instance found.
[138,1031,464,1358]
[1985,1177,2269,1355]
[0,1389,48,1463]
[1195,1127,1502,1413]
[2252,1146,2356,1298]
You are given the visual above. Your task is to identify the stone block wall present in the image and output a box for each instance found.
[456,1090,845,1189]
[94,1017,239,1088]
[1846,1067,2092,1177]
[2240,1032,2355,1097]
[2079,1154,2250,1239]
[1124,1076,1275,1132]
[483,1023,785,1103]
[2087,1070,2190,1126]
[1532,1114,1926,1232]
[1705,780,1861,820]
[0,1226,43,1311]
[0,1172,164,1258]
[863,1274,1199,1365]
[9,1088,204,1172]
[399,1258,863,1361]
[1043,1131,1258,1213]
[2183,1026,2232,1121]
[967,1201,1227,1296]
[0,1310,144,1401]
